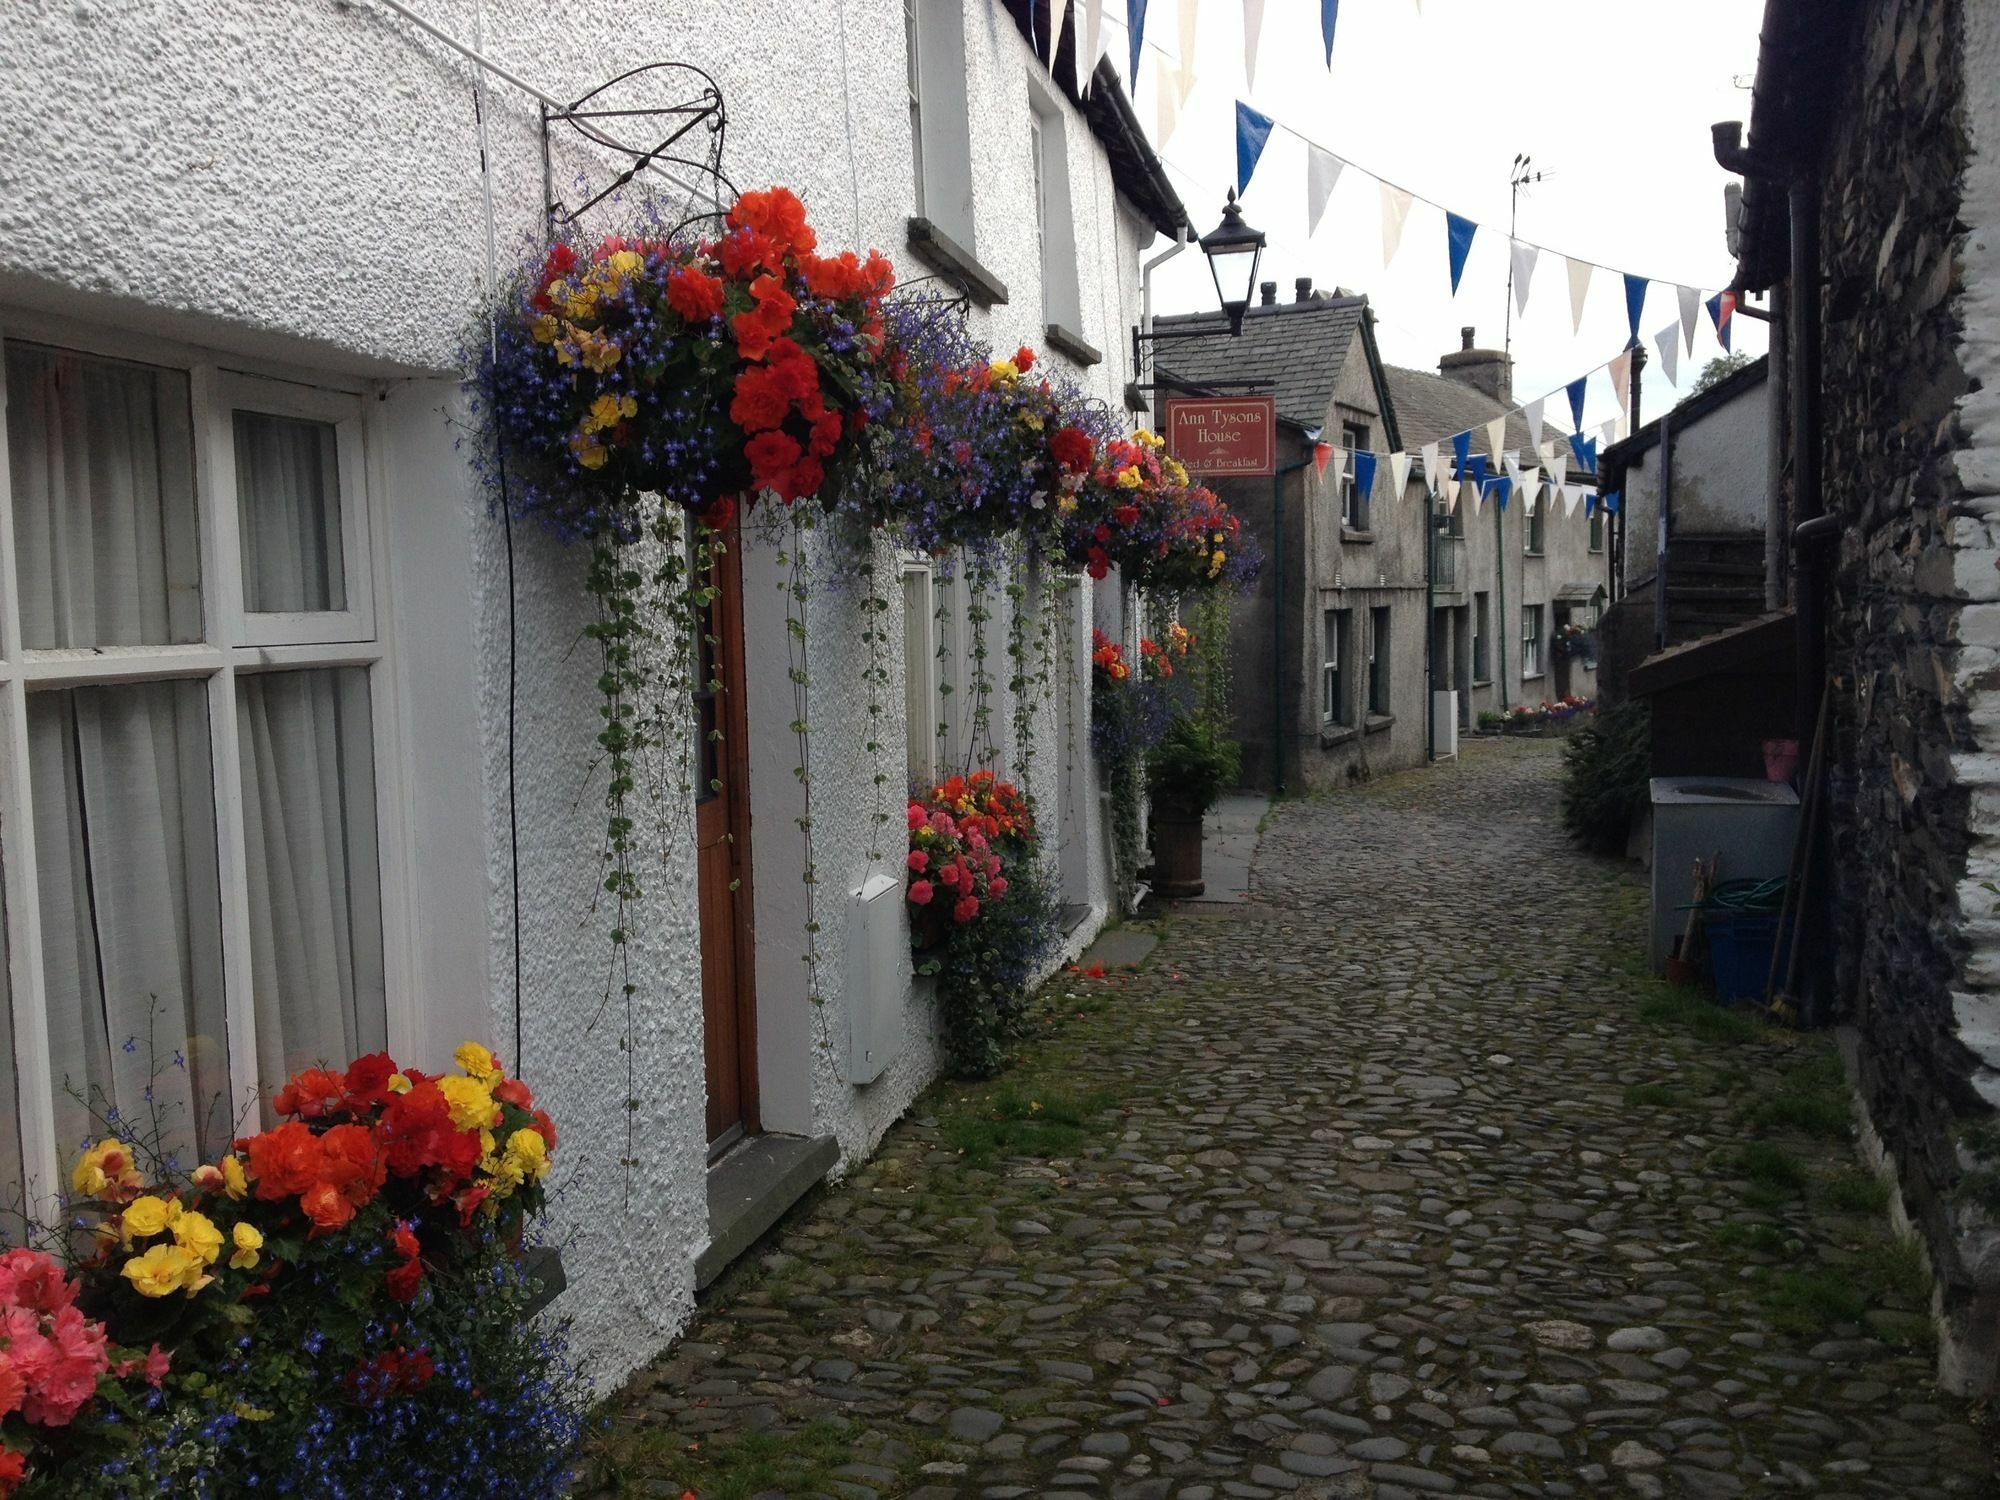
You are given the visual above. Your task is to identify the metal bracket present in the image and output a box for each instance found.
[539,62,735,236]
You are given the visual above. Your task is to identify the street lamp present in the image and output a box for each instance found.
[1199,189,1267,336]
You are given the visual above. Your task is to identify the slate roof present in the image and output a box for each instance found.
[1384,364,1538,460]
[1152,295,1368,430]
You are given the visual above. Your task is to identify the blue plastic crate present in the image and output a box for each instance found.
[1708,914,1793,1003]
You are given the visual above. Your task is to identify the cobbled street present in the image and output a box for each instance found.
[595,741,1997,1499]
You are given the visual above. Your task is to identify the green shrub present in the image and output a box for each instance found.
[1146,714,1241,818]
[1560,700,1650,853]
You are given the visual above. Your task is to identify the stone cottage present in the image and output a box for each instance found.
[0,0,1185,1387]
[1713,0,2000,1390]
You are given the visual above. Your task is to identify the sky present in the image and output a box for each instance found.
[1097,0,1770,440]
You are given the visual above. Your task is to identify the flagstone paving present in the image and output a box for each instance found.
[587,739,1997,1499]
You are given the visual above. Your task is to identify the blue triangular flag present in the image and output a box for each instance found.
[1352,450,1376,499]
[1236,102,1276,194]
[1489,476,1513,511]
[1566,376,1588,432]
[1446,212,1478,296]
[1129,0,1149,96]
[1624,274,1648,346]
[1585,491,1599,518]
[1322,0,1341,66]
[1581,437,1599,473]
[1706,292,1734,351]
[1451,431,1471,479]
[1605,488,1622,514]
[1568,430,1590,469]
[1466,454,1489,488]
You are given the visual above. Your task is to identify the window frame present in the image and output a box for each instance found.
[1367,606,1391,716]
[1524,486,1545,556]
[900,559,936,788]
[1339,422,1370,532]
[1025,81,1084,339]
[1322,608,1351,727]
[0,309,410,1213]
[1522,604,1544,679]
[1472,591,1490,684]
[1589,504,1605,553]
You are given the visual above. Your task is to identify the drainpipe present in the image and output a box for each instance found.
[1133,227,1190,411]
[1766,281,1790,610]
[1654,416,1674,651]
[1425,501,1436,762]
[1789,177,1825,743]
[1271,455,1310,795]
[1494,493,1510,711]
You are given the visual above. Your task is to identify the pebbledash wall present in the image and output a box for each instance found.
[0,0,1149,1388]
[1807,0,2000,1391]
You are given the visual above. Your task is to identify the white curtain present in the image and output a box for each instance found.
[237,669,385,1084]
[5,346,200,649]
[234,412,344,615]
[29,683,230,1169]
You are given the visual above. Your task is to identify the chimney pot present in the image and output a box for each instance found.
[1259,280,1278,306]
[1294,276,1314,302]
[1460,326,1475,351]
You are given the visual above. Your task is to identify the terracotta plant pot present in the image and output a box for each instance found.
[1149,808,1206,898]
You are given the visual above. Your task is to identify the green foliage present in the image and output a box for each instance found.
[593,1417,857,1500]
[1559,699,1650,853]
[1742,1053,1853,1140]
[1717,1140,1808,1193]
[1622,1081,1685,1108]
[934,850,1060,1079]
[1636,988,1762,1044]
[1823,1172,1892,1214]
[1146,714,1242,819]
[939,1084,1120,1165]
[1689,351,1753,395]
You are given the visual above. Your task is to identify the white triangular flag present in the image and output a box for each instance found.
[1470,477,1486,515]
[1564,485,1582,517]
[1390,450,1412,498]
[1653,321,1679,386]
[1484,416,1507,467]
[1177,0,1199,103]
[1420,441,1442,496]
[1600,419,1619,449]
[1083,0,1104,92]
[1510,240,1539,315]
[1048,0,1064,74]
[1243,0,1264,89]
[1525,397,1545,454]
[1306,145,1343,237]
[1566,257,1593,335]
[1380,185,1414,269]
[1608,349,1633,415]
[1550,451,1569,493]
[1520,468,1541,515]
[1678,284,1701,354]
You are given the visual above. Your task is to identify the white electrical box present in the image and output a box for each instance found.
[1432,691,1459,760]
[844,872,904,1085]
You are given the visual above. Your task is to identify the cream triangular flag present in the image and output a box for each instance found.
[1177,0,1199,103]
[1484,416,1507,466]
[1380,185,1414,269]
[1678,284,1701,354]
[1608,349,1633,414]
[1510,240,1539,315]
[1550,451,1569,493]
[1600,418,1619,449]
[1306,145,1343,237]
[1654,321,1679,386]
[1243,0,1264,89]
[1520,468,1541,515]
[1082,0,1104,92]
[1048,0,1064,74]
[1470,477,1486,515]
[1525,397,1545,454]
[1420,440,1442,496]
[1155,57,1179,145]
[1566,257,1594,335]
[1389,450,1412,498]
[1564,484,1582,518]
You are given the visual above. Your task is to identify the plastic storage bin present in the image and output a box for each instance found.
[1708,914,1792,1004]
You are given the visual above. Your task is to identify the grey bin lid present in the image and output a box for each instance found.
[1649,776,1799,807]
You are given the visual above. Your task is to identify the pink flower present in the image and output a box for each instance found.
[985,856,1001,878]
[988,877,1008,899]
[928,810,956,837]
[0,1251,73,1317]
[936,862,959,888]
[906,849,928,873]
[143,1344,170,1388]
[907,880,934,906]
[906,803,927,831]
[953,896,980,924]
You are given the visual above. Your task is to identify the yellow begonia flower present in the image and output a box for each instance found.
[221,1155,248,1200]
[1135,429,1164,449]
[506,1127,551,1181]
[455,1042,501,1081]
[1208,551,1226,578]
[229,1222,263,1271]
[439,1074,500,1132]
[530,315,560,344]
[120,1195,182,1245]
[173,1211,224,1267]
[1116,468,1143,490]
[122,1243,208,1299]
[604,249,645,280]
[579,334,623,375]
[988,359,1019,382]
[570,432,609,470]
[582,392,638,435]
[72,1139,140,1199]
[387,1073,413,1095]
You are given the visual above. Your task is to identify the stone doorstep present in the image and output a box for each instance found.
[1078,928,1159,971]
[695,1132,839,1290]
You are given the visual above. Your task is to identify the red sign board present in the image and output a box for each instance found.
[1163,396,1277,477]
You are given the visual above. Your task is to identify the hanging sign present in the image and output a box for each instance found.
[1164,396,1277,476]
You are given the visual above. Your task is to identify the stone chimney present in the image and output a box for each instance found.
[1259,280,1278,306]
[1439,325,1512,404]
[1294,276,1314,303]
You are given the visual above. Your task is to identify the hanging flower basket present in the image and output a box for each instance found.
[1062,431,1254,590]
[478,187,897,540]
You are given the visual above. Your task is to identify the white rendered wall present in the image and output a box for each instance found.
[0,0,1138,1388]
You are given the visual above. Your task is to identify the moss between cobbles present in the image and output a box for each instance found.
[595,1415,856,1500]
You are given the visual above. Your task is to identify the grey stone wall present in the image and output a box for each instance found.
[1815,0,1996,1390]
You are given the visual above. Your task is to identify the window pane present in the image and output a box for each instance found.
[903,570,932,788]
[237,669,385,1085]
[6,345,202,650]
[28,681,229,1171]
[235,412,347,614]
[0,868,23,1237]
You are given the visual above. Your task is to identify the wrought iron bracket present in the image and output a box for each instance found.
[539,62,735,235]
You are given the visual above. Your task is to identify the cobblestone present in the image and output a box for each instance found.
[589,741,1997,1496]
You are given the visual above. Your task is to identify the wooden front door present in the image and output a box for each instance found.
[693,525,758,1152]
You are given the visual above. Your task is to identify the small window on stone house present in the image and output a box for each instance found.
[1340,422,1370,531]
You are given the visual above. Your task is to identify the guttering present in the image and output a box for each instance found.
[1133,228,1190,412]
[1271,455,1311,796]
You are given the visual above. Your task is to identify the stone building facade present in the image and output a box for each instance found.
[0,0,1179,1387]
[1721,0,2000,1390]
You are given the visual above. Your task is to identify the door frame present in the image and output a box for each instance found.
[704,525,760,1149]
